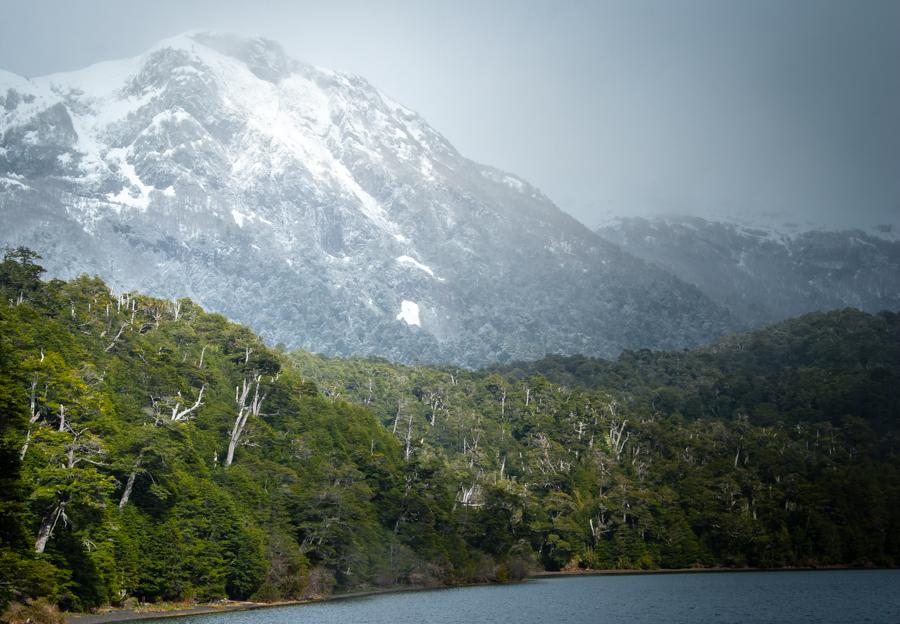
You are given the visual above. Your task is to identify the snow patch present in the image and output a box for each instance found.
[0,176,32,191]
[868,225,900,242]
[396,300,421,326]
[419,157,435,180]
[502,175,524,191]
[480,167,531,194]
[396,255,435,277]
[105,148,154,210]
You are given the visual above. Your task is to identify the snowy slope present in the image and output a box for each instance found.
[1,32,737,365]
[597,215,900,327]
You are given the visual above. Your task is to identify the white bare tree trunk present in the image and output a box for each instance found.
[391,400,402,435]
[606,419,629,462]
[364,378,373,405]
[104,321,130,352]
[459,483,477,506]
[404,410,414,461]
[428,391,443,427]
[20,380,41,459]
[225,376,264,466]
[20,429,32,461]
[170,385,205,422]
[35,501,66,554]
[119,452,144,510]
[118,470,138,510]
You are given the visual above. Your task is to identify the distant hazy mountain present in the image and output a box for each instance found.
[0,32,736,365]
[596,215,900,327]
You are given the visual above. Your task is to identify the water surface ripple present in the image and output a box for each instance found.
[141,570,900,624]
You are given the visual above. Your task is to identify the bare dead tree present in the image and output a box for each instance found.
[458,483,478,506]
[170,385,205,422]
[20,378,41,459]
[427,389,444,427]
[606,419,629,462]
[148,386,205,425]
[35,428,106,553]
[35,501,68,554]
[404,409,414,461]
[118,450,145,510]
[104,320,131,352]
[151,306,164,328]
[57,404,66,432]
[322,385,341,403]
[391,399,403,435]
[630,444,649,481]
[575,416,586,440]
[589,506,611,542]
[225,375,265,466]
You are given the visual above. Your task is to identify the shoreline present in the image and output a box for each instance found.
[64,582,489,624]
[531,564,874,577]
[64,565,889,624]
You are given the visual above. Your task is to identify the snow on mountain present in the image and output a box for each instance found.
[1,32,737,365]
[597,215,900,328]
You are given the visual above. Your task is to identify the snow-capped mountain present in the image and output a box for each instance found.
[596,215,900,328]
[1,32,736,365]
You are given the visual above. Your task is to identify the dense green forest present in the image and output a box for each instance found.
[1,248,898,615]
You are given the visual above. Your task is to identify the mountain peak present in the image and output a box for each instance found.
[187,31,294,82]
[1,32,737,365]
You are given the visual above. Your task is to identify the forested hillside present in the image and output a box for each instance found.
[0,248,500,613]
[1,248,898,615]
[294,310,900,570]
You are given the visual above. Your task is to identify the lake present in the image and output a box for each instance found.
[138,570,900,624]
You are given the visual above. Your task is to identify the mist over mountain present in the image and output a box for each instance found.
[2,18,899,622]
[0,32,736,366]
[596,215,900,328]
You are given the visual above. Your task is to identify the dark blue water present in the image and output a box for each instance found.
[142,570,900,624]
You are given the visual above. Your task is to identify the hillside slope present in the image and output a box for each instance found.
[1,250,897,614]
[597,215,900,327]
[0,33,735,366]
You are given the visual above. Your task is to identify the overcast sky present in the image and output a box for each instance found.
[1,0,898,229]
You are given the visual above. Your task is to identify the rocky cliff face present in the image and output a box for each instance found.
[1,32,735,365]
[597,215,900,328]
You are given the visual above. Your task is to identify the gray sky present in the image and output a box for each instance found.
[1,0,898,229]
